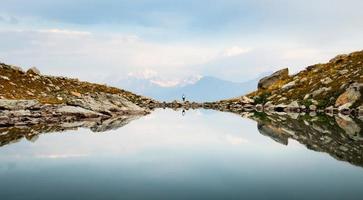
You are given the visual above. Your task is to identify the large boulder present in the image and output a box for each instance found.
[335,82,362,109]
[258,68,289,89]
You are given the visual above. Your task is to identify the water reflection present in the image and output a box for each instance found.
[250,112,363,167]
[0,109,362,168]
[1,109,363,200]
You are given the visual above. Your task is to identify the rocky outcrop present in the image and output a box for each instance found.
[335,82,362,110]
[0,62,159,127]
[0,95,148,128]
[0,62,158,109]
[257,68,289,89]
[67,93,145,116]
[217,50,363,116]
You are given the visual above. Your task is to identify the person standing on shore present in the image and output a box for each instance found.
[182,94,186,102]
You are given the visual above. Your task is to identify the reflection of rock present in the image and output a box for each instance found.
[0,113,147,147]
[258,124,289,145]
[250,112,363,168]
[335,115,361,138]
[90,115,143,132]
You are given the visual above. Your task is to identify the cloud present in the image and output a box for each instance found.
[0,15,19,24]
[225,135,249,145]
[127,69,158,79]
[1,0,363,83]
[223,46,250,57]
[38,29,91,36]
[0,29,222,82]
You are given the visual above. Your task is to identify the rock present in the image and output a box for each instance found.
[0,75,9,80]
[358,104,363,115]
[312,87,331,97]
[300,77,308,82]
[311,100,319,105]
[309,105,317,111]
[27,67,41,75]
[321,77,333,85]
[281,80,296,90]
[258,68,289,89]
[240,96,254,104]
[329,54,348,63]
[0,100,40,110]
[335,82,362,109]
[67,93,146,116]
[339,69,349,75]
[287,101,299,108]
[70,91,82,98]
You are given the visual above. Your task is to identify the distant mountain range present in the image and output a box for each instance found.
[113,74,268,102]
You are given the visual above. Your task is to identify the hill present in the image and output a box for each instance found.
[0,63,159,127]
[212,50,363,114]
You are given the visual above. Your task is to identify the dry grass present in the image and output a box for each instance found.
[0,64,152,106]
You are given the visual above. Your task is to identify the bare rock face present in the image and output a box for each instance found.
[335,82,362,109]
[258,68,289,89]
[67,93,145,116]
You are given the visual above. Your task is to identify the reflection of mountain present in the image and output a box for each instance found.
[116,75,264,102]
[250,113,363,168]
[0,114,146,147]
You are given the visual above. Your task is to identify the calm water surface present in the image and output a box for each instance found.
[0,109,363,200]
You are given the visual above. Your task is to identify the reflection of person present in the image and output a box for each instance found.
[182,109,186,116]
[182,94,186,102]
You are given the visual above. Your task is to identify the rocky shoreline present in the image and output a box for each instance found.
[0,94,149,128]
[1,50,362,127]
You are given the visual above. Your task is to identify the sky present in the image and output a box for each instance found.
[0,0,363,86]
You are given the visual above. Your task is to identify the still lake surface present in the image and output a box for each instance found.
[0,109,363,200]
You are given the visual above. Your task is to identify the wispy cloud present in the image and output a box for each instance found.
[0,0,362,82]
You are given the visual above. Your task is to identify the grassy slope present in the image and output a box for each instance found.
[225,50,363,109]
[0,63,155,107]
